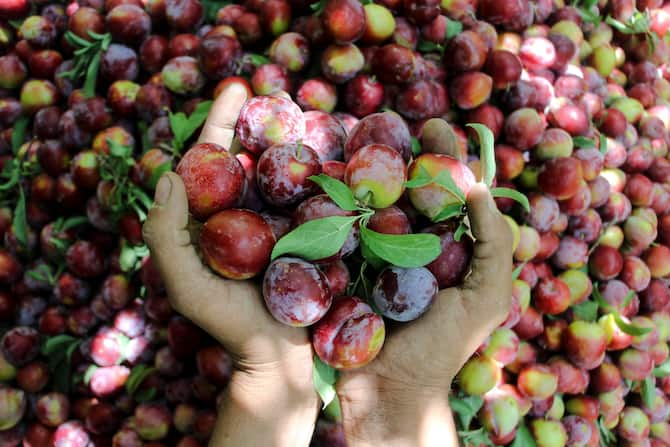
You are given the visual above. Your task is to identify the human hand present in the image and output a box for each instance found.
[141,85,318,446]
[335,119,515,447]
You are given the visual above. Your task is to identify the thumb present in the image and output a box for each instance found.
[461,183,513,324]
[142,172,212,313]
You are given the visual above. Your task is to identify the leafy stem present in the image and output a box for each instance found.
[59,31,112,98]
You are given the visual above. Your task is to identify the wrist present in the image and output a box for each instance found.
[336,373,457,447]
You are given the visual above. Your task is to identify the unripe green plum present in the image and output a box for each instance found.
[530,418,568,447]
[457,355,500,396]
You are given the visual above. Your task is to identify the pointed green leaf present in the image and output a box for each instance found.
[599,134,608,155]
[571,300,599,322]
[572,136,595,148]
[433,204,465,222]
[614,314,653,336]
[11,116,29,154]
[433,169,466,203]
[12,188,28,247]
[511,425,537,447]
[83,50,101,98]
[411,136,422,156]
[445,17,463,40]
[491,187,530,212]
[271,215,359,261]
[653,359,670,377]
[405,164,434,188]
[308,174,357,211]
[454,220,468,242]
[641,375,656,409]
[466,123,495,188]
[313,355,338,408]
[360,226,441,268]
[512,262,526,281]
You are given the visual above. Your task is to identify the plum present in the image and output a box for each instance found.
[457,355,500,396]
[200,209,275,279]
[106,4,151,44]
[322,0,366,44]
[485,50,522,89]
[563,321,607,370]
[296,79,337,113]
[161,56,205,95]
[236,96,305,155]
[444,30,488,72]
[269,32,310,72]
[302,110,346,162]
[371,266,437,321]
[313,296,385,369]
[321,44,365,84]
[371,44,420,84]
[199,35,242,80]
[251,63,292,96]
[0,388,26,431]
[35,393,69,427]
[166,0,203,31]
[256,142,321,206]
[345,143,407,209]
[263,257,332,326]
[422,223,473,288]
[397,79,449,119]
[407,153,476,220]
[1,327,40,367]
[504,107,544,151]
[134,403,171,441]
[344,112,412,161]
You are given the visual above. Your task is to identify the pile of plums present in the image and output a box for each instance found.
[1,0,670,444]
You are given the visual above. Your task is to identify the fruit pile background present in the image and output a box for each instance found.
[0,0,670,445]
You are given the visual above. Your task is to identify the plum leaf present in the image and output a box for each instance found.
[433,169,466,204]
[313,355,338,408]
[654,359,670,377]
[510,424,537,447]
[433,204,465,222]
[41,335,82,394]
[169,100,213,153]
[613,314,652,336]
[11,116,28,154]
[599,134,608,155]
[491,187,530,213]
[202,0,231,22]
[271,215,360,261]
[641,375,655,409]
[572,136,595,148]
[449,395,483,429]
[445,17,463,40]
[404,164,434,188]
[466,123,495,188]
[410,136,422,156]
[512,262,526,281]
[308,174,357,211]
[571,300,598,322]
[453,220,469,242]
[360,226,441,268]
[12,188,27,247]
[126,364,157,397]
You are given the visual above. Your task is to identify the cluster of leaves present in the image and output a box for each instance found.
[41,335,83,394]
[606,9,657,55]
[125,364,159,403]
[573,0,601,25]
[202,0,231,22]
[0,138,41,248]
[168,100,213,155]
[416,18,463,55]
[59,31,112,98]
[271,173,442,268]
[99,140,153,222]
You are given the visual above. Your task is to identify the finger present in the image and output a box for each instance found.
[142,172,216,316]
[197,83,250,148]
[420,119,462,161]
[461,183,513,322]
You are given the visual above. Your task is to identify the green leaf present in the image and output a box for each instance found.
[433,169,466,204]
[614,314,653,336]
[84,365,99,385]
[445,17,463,40]
[11,116,29,154]
[169,101,213,153]
[168,111,189,150]
[511,424,537,447]
[466,123,495,188]
[126,364,157,396]
[308,174,357,211]
[134,387,157,403]
[247,53,270,67]
[405,165,434,188]
[449,395,483,430]
[599,134,608,155]
[271,215,360,261]
[12,188,28,247]
[83,50,101,98]
[147,160,172,191]
[410,136,422,156]
[641,375,656,409]
[622,290,635,309]
[108,138,132,158]
[360,238,387,271]
[572,300,599,322]
[433,204,464,222]
[454,221,468,242]
[512,262,526,281]
[202,0,231,22]
[491,187,530,213]
[654,359,670,377]
[416,40,442,53]
[59,216,89,232]
[359,226,441,268]
[41,335,81,394]
[572,136,595,148]
[313,355,338,408]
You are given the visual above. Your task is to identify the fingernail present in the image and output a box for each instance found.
[155,175,172,205]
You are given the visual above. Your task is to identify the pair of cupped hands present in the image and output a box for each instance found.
[142,84,514,447]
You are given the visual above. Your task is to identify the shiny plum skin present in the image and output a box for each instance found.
[200,209,275,280]
[372,266,438,321]
[344,112,412,161]
[322,0,366,44]
[236,96,306,155]
[256,142,321,206]
[345,143,407,209]
[302,110,347,162]
[422,223,473,288]
[263,257,332,327]
[312,296,385,369]
[176,142,246,221]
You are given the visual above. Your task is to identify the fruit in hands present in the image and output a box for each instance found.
[176,143,246,221]
[407,153,476,220]
[345,143,407,209]
[371,266,438,322]
[313,296,385,369]
[200,209,275,280]
[263,257,332,327]
[236,96,306,155]
[256,142,321,206]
